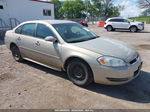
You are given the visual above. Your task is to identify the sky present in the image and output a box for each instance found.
[44,0,145,18]
[114,0,145,17]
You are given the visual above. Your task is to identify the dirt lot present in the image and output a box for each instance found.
[0,24,150,109]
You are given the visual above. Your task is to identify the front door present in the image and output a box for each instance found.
[33,23,62,68]
[19,23,62,68]
[121,19,130,29]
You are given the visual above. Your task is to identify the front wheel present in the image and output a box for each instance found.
[130,26,137,32]
[67,59,93,87]
[10,45,23,62]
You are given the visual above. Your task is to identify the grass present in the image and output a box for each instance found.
[130,16,150,24]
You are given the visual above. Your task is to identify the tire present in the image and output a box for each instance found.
[130,26,137,32]
[85,24,88,27]
[10,45,23,62]
[67,59,93,87]
[107,25,113,32]
[112,29,116,31]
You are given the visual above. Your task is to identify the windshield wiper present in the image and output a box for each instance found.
[69,36,98,43]
[68,39,87,43]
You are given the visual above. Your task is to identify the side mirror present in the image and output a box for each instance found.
[45,36,57,42]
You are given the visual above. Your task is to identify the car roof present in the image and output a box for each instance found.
[108,17,124,20]
[22,20,76,25]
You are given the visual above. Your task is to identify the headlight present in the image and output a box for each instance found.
[138,24,143,26]
[97,56,126,67]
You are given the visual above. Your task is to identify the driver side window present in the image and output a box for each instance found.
[36,24,55,39]
[123,19,129,23]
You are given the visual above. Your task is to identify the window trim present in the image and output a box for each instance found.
[14,23,60,43]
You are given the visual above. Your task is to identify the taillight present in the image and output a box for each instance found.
[104,22,106,24]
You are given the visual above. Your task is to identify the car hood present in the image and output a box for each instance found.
[131,21,143,24]
[72,37,137,62]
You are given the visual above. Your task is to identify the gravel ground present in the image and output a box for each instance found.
[0,24,150,109]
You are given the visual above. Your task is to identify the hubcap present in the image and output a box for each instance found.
[72,65,86,80]
[108,26,112,31]
[12,48,20,60]
[131,27,136,32]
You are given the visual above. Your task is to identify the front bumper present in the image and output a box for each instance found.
[91,57,142,85]
[138,24,144,30]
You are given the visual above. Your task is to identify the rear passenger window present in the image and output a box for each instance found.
[109,19,124,22]
[36,24,55,39]
[21,24,36,36]
[109,19,114,22]
[15,26,22,34]
[109,19,118,22]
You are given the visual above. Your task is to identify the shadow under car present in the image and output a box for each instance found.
[23,60,150,103]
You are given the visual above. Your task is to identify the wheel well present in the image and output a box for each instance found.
[64,57,93,73]
[10,43,17,50]
[130,25,137,29]
[107,25,113,28]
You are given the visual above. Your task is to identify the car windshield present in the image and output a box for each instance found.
[52,23,98,43]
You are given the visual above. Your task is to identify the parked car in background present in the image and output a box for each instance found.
[5,20,142,86]
[104,17,144,32]
[78,21,88,27]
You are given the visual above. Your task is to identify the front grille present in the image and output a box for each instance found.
[134,69,139,77]
[134,62,142,77]
[129,55,138,64]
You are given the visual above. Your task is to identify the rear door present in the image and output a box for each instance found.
[18,23,39,61]
[14,25,23,52]
[109,19,121,28]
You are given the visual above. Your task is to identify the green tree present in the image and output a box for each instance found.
[50,0,120,19]
[91,0,103,17]
[51,0,63,19]
[99,0,120,18]
[141,8,150,16]
[59,0,85,19]
[86,0,120,19]
[137,0,150,8]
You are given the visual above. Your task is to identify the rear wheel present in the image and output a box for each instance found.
[107,25,113,32]
[67,59,93,87]
[10,45,23,62]
[130,26,137,32]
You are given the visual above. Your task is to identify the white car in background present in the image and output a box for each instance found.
[104,17,144,32]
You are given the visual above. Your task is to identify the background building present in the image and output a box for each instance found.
[0,0,54,30]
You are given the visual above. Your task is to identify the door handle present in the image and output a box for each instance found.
[17,37,21,41]
[35,41,40,46]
